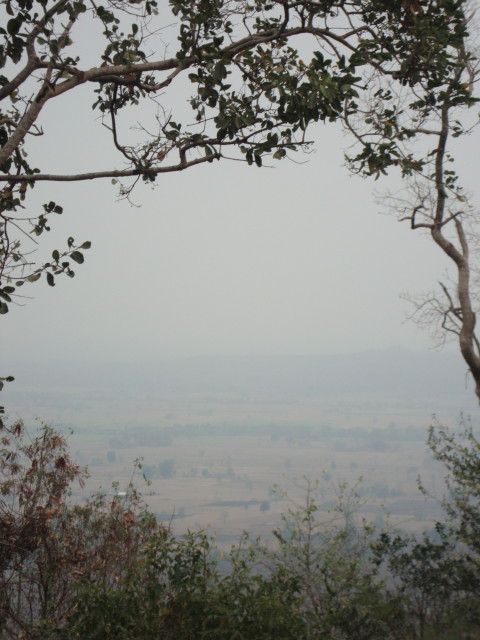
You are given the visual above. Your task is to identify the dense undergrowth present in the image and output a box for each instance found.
[1,419,480,640]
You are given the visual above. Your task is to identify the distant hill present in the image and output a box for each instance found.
[4,348,476,400]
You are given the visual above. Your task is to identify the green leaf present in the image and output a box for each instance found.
[80,241,92,250]
[27,273,41,283]
[70,251,84,264]
[214,61,227,81]
[0,301,8,314]
[7,17,21,36]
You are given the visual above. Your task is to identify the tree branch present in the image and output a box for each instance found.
[0,154,221,183]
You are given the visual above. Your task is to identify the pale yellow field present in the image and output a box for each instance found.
[69,427,446,544]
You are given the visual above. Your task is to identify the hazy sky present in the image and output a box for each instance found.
[3,14,478,367]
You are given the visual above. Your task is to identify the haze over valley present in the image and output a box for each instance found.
[5,348,476,541]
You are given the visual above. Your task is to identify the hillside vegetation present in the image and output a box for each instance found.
[1,419,480,640]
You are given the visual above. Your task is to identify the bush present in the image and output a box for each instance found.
[70,530,307,640]
[0,421,161,639]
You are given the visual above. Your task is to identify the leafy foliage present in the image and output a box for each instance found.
[0,0,471,312]
[2,419,480,639]
[426,420,480,554]
[70,530,308,640]
[371,421,480,639]
[0,421,160,639]
[257,479,394,640]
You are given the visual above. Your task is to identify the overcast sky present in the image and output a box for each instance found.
[3,14,479,368]
[2,133,454,364]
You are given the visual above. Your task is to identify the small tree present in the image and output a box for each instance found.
[258,479,392,640]
[158,458,175,478]
[369,419,480,640]
[0,420,162,639]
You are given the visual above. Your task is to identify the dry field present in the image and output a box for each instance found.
[69,423,446,546]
